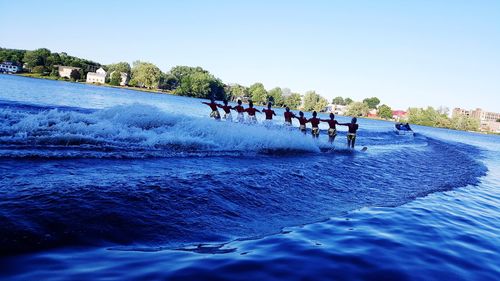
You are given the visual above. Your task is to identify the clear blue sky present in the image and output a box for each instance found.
[1,0,499,112]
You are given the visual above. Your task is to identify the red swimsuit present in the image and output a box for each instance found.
[233,105,245,113]
[245,108,259,116]
[284,112,294,122]
[262,109,275,120]
[219,105,232,114]
[309,117,320,127]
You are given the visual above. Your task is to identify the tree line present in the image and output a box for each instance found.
[0,47,335,111]
[1,47,481,131]
[2,47,385,112]
[407,107,479,131]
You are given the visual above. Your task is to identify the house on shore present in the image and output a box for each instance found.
[58,66,81,78]
[392,110,407,121]
[367,108,378,118]
[86,67,106,84]
[0,61,22,73]
[109,71,129,86]
[324,104,347,115]
[452,107,500,132]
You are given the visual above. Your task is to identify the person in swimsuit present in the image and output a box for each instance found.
[321,113,339,143]
[233,100,245,122]
[404,123,412,131]
[245,101,261,123]
[284,107,296,126]
[295,111,308,134]
[202,97,220,120]
[339,117,359,148]
[217,99,233,121]
[262,102,276,125]
[308,111,321,138]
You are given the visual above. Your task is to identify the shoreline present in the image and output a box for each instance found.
[13,73,173,95]
[5,73,499,135]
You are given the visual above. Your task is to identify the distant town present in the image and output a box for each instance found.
[1,47,499,133]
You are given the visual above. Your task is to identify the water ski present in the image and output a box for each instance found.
[320,146,367,153]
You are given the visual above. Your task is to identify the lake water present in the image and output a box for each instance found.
[0,74,499,280]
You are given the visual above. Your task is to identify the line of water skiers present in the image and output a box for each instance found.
[203,97,360,148]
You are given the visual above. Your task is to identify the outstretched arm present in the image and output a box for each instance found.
[202,102,210,105]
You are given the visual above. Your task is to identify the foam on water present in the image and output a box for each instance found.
[0,103,324,158]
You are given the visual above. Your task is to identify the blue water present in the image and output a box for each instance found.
[0,74,499,280]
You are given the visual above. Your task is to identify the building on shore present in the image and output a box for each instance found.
[109,71,129,86]
[452,108,500,132]
[58,66,81,78]
[367,108,378,118]
[0,61,22,73]
[392,110,407,121]
[86,67,106,84]
[324,104,347,115]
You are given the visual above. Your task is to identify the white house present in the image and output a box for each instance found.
[58,66,81,78]
[0,61,21,73]
[86,67,106,84]
[109,71,129,86]
[324,104,347,115]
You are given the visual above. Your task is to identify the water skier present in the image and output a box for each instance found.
[233,100,245,123]
[218,100,233,121]
[262,102,276,125]
[295,111,308,134]
[321,113,339,143]
[284,107,296,126]
[308,111,321,138]
[339,117,359,149]
[245,101,261,123]
[202,97,220,120]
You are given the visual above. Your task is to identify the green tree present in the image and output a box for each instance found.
[49,67,59,77]
[363,97,381,109]
[169,66,225,99]
[175,71,225,99]
[46,53,62,67]
[407,107,450,128]
[130,61,162,89]
[70,69,81,81]
[332,96,344,105]
[0,48,26,64]
[248,83,267,105]
[158,73,179,90]
[285,93,302,110]
[170,66,208,81]
[346,102,370,117]
[107,62,132,76]
[344,97,353,105]
[109,71,122,86]
[267,87,284,106]
[28,48,51,68]
[227,84,249,101]
[302,91,328,112]
[450,115,479,131]
[378,104,393,119]
[32,65,46,74]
